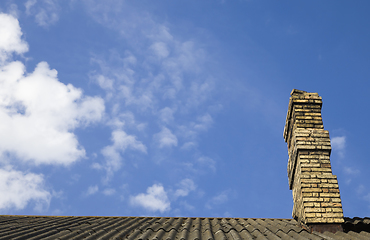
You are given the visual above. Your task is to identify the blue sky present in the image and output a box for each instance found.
[0,0,369,218]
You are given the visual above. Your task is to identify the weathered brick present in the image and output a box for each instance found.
[320,193,340,198]
[331,208,343,213]
[321,202,342,208]
[305,208,326,213]
[305,213,316,218]
[304,202,314,207]
[311,168,332,172]
[316,174,337,179]
[329,189,340,193]
[318,184,338,188]
[301,179,320,184]
[303,197,324,202]
[333,218,345,223]
[302,188,322,193]
[301,163,321,168]
[322,213,343,218]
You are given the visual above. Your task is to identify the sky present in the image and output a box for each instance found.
[0,0,369,219]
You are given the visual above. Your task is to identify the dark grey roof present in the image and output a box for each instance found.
[0,215,369,240]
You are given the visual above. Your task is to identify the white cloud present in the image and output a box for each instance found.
[0,167,51,211]
[0,13,105,166]
[0,13,28,63]
[0,61,105,165]
[25,0,60,27]
[331,136,345,157]
[85,185,99,196]
[130,184,170,213]
[174,178,196,198]
[154,127,178,148]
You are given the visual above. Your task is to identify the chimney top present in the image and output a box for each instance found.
[284,89,344,233]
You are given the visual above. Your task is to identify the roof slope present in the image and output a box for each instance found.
[0,215,369,240]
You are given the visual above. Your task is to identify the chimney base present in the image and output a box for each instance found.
[308,223,343,233]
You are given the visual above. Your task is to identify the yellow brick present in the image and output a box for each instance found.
[301,179,320,184]
[333,218,345,223]
[331,198,342,203]
[317,175,336,179]
[321,202,342,208]
[303,197,324,202]
[322,213,343,218]
[302,188,322,193]
[305,213,316,218]
[306,218,324,223]
[320,193,340,198]
[331,208,343,213]
[301,168,311,172]
[311,168,332,172]
[319,184,338,188]
[301,164,321,168]
[305,208,325,213]
[329,189,340,193]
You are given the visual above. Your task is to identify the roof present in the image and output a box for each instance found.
[0,215,369,240]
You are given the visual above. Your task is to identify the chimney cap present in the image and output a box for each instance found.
[290,89,307,96]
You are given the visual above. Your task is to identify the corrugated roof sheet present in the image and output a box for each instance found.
[0,215,369,240]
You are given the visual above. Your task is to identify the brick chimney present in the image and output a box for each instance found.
[283,89,344,233]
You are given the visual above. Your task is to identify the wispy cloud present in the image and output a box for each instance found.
[103,188,116,196]
[343,166,360,175]
[174,179,196,199]
[25,0,60,27]
[205,190,235,210]
[84,185,99,197]
[154,127,178,149]
[84,1,219,158]
[130,184,170,213]
[331,136,346,158]
[99,129,146,182]
[181,156,217,175]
